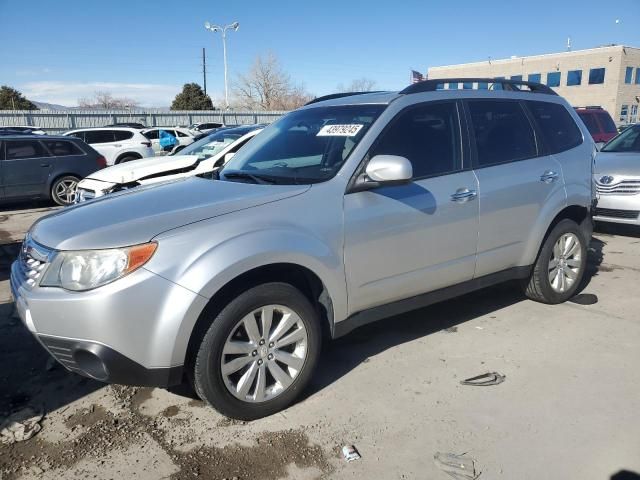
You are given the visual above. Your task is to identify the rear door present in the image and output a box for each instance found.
[467,99,566,277]
[3,139,52,199]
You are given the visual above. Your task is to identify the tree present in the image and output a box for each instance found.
[0,86,38,110]
[337,77,377,92]
[170,83,214,110]
[234,52,313,110]
[78,91,139,109]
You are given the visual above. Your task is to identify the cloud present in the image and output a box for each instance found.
[16,68,52,76]
[19,81,181,107]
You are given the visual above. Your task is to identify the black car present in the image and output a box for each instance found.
[0,135,106,206]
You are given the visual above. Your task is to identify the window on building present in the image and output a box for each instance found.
[477,82,488,90]
[546,72,561,87]
[636,68,640,85]
[588,68,606,85]
[511,75,523,81]
[620,105,629,123]
[370,102,461,178]
[528,73,542,83]
[492,77,505,90]
[525,101,582,154]
[631,105,639,123]
[567,70,582,86]
[447,82,459,90]
[462,82,473,90]
[467,100,537,167]
[436,83,445,90]
[625,67,634,84]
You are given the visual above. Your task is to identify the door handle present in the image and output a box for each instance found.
[112,144,122,148]
[540,170,559,183]
[450,188,477,203]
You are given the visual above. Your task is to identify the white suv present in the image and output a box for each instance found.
[63,128,155,165]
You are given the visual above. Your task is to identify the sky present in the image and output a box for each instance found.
[0,0,638,107]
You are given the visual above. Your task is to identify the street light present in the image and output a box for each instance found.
[204,21,239,110]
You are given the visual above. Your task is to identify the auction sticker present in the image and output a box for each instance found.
[317,124,364,137]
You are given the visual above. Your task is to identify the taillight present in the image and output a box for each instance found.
[141,141,152,147]
[96,155,107,168]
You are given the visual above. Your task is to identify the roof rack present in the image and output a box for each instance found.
[400,78,558,96]
[304,91,385,106]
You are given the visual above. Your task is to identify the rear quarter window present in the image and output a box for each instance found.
[525,101,583,154]
[113,130,134,141]
[42,140,85,156]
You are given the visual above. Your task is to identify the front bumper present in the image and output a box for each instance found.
[10,255,208,387]
[592,194,640,225]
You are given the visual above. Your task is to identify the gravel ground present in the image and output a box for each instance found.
[1,205,639,480]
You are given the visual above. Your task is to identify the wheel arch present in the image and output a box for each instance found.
[115,152,142,164]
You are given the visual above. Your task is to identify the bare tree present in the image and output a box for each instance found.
[337,77,377,92]
[78,91,139,109]
[233,53,313,110]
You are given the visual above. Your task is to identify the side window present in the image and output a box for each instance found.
[67,131,85,142]
[468,100,537,167]
[42,140,84,156]
[84,130,116,144]
[144,130,159,140]
[176,130,188,137]
[578,113,600,135]
[5,140,50,160]
[525,101,583,154]
[370,101,461,178]
[113,130,133,141]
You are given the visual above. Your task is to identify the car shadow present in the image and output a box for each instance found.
[595,221,640,239]
[611,471,640,480]
[0,242,21,282]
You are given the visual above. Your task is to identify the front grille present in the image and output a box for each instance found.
[594,207,640,219]
[38,336,82,373]
[596,179,640,196]
[16,235,54,289]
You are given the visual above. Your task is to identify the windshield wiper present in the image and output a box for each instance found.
[222,171,277,184]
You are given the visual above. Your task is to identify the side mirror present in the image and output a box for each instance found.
[350,155,412,193]
[224,152,236,163]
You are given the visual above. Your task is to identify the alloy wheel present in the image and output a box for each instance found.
[548,233,582,293]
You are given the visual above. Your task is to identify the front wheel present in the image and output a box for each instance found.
[193,283,321,420]
[523,219,587,304]
[51,175,79,206]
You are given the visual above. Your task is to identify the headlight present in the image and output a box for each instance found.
[40,242,157,291]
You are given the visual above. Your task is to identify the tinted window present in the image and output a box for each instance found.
[66,131,85,142]
[567,70,582,86]
[526,101,582,154]
[84,130,115,144]
[448,83,459,90]
[578,112,600,135]
[176,130,188,137]
[528,73,542,83]
[546,72,561,87]
[468,100,537,167]
[602,126,640,152]
[143,130,159,140]
[636,68,640,85]
[5,140,49,160]
[42,140,84,156]
[370,102,461,178]
[511,75,523,81]
[598,112,617,133]
[625,67,633,84]
[113,130,133,141]
[477,82,488,90]
[588,68,605,85]
[462,82,473,90]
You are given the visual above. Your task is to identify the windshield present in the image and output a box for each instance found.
[177,129,247,160]
[601,126,640,153]
[220,105,385,184]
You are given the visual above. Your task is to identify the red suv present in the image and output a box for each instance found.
[575,107,617,144]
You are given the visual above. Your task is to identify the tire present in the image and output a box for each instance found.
[524,219,587,304]
[51,175,80,206]
[193,282,321,420]
[116,155,140,164]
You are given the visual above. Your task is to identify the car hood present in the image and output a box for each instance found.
[31,177,310,250]
[594,151,640,177]
[87,155,200,184]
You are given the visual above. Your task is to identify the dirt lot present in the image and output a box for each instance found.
[1,205,639,480]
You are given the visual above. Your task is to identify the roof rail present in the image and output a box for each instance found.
[400,78,558,96]
[304,91,385,106]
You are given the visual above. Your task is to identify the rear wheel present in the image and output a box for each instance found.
[193,282,321,420]
[524,219,587,303]
[51,175,79,206]
[116,155,140,164]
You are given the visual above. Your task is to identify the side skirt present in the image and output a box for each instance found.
[332,266,532,338]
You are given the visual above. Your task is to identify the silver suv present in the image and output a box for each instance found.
[11,79,595,420]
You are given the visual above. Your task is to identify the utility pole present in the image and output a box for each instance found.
[202,47,207,95]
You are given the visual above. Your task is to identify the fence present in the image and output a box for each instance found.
[0,109,288,133]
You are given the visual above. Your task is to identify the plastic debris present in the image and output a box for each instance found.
[434,452,480,480]
[460,372,506,386]
[342,445,361,462]
[0,406,44,444]
[443,327,458,333]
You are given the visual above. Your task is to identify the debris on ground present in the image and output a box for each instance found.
[433,452,480,480]
[342,445,361,462]
[460,372,506,386]
[443,326,458,333]
[0,406,44,444]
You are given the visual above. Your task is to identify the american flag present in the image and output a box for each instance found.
[411,70,425,84]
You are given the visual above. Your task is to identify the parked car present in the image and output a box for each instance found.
[75,125,263,202]
[0,126,46,135]
[142,127,195,155]
[104,122,146,129]
[0,135,105,205]
[12,79,594,420]
[617,123,636,134]
[188,122,224,135]
[575,107,617,145]
[593,124,640,225]
[63,128,154,165]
